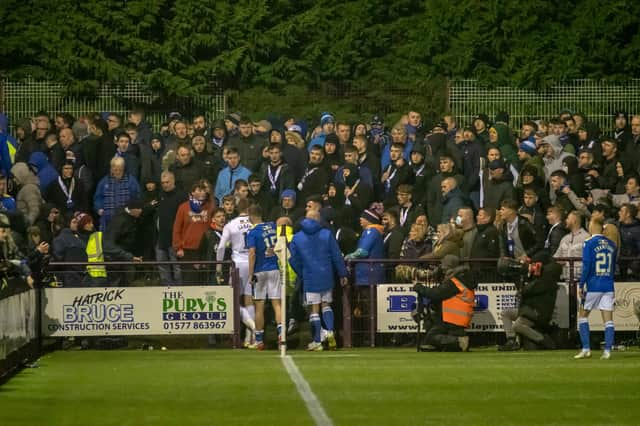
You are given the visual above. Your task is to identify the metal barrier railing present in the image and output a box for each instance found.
[344,257,640,348]
[22,257,640,350]
[1,287,40,382]
[345,258,504,348]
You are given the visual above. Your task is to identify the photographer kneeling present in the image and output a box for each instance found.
[413,255,477,352]
[497,253,561,351]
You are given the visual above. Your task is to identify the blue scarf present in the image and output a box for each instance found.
[189,195,204,213]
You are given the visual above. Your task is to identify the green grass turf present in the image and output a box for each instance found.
[0,350,313,426]
[1,348,639,425]
[295,348,640,425]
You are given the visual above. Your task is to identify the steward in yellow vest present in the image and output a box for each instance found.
[75,212,108,284]
[86,231,107,279]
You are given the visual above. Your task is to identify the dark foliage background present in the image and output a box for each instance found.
[1,0,638,119]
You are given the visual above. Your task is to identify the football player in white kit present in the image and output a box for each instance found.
[217,198,255,347]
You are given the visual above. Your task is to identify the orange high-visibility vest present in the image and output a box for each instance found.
[442,277,475,328]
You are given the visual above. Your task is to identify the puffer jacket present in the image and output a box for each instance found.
[28,151,58,192]
[11,162,42,225]
[289,218,347,293]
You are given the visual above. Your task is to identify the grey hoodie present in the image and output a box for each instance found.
[542,135,574,182]
[11,162,42,225]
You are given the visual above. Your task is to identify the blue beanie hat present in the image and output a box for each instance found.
[519,140,538,156]
[281,189,296,202]
[320,112,335,126]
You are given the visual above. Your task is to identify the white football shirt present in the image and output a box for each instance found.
[217,214,253,264]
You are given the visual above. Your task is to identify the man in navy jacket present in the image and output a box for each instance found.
[289,210,348,351]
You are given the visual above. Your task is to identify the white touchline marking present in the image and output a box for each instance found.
[294,354,360,358]
[282,355,333,426]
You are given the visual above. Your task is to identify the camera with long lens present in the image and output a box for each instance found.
[394,264,443,284]
[496,257,543,291]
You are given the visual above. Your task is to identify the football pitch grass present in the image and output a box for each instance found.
[1,348,639,425]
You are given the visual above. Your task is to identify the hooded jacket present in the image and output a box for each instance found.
[490,123,521,170]
[520,155,545,183]
[455,139,483,193]
[210,119,227,154]
[140,134,166,185]
[542,135,574,181]
[11,162,42,225]
[28,151,58,192]
[288,218,347,293]
[576,122,603,165]
[483,171,516,211]
[352,224,385,286]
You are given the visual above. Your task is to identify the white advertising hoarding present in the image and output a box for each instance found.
[582,282,640,331]
[377,282,569,333]
[42,286,234,337]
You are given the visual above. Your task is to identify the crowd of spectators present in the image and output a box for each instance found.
[0,106,639,291]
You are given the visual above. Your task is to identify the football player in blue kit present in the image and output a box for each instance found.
[575,217,617,360]
[246,204,281,350]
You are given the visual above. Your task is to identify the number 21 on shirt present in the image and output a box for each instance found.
[595,252,612,275]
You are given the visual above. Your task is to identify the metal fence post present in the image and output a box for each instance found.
[567,259,578,345]
[231,263,241,349]
[341,263,352,349]
[368,262,375,348]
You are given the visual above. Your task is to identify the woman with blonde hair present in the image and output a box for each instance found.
[426,223,462,259]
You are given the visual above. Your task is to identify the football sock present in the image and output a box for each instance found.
[578,318,590,350]
[322,306,334,332]
[310,313,321,343]
[240,307,255,330]
[255,329,264,343]
[604,320,615,351]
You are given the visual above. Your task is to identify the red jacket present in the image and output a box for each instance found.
[172,200,215,251]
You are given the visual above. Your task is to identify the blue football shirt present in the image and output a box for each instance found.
[579,234,616,293]
[246,222,279,273]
